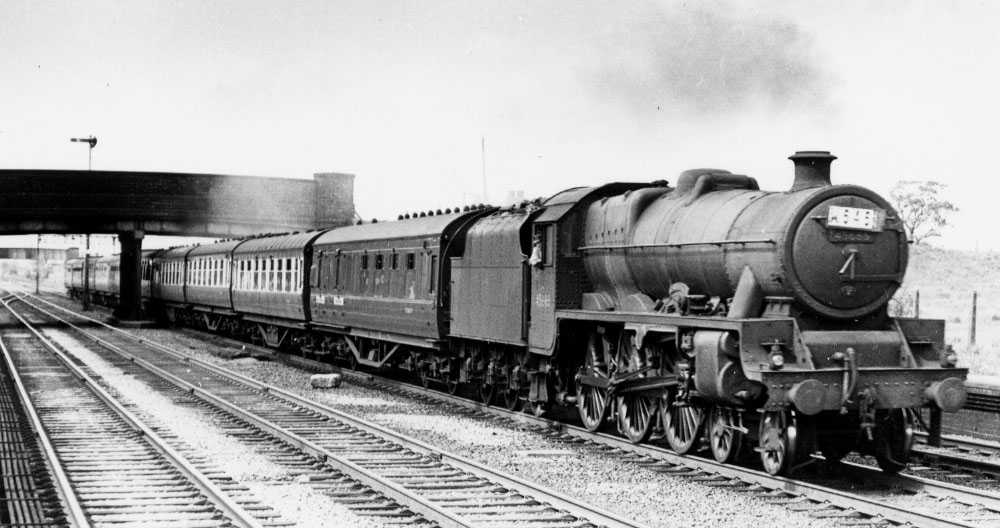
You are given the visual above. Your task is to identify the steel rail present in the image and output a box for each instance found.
[329,370,989,528]
[23,291,984,528]
[18,292,646,528]
[0,297,265,528]
[143,321,1000,528]
[915,430,1000,454]
[0,332,90,528]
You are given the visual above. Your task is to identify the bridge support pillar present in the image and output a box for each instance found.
[115,230,143,322]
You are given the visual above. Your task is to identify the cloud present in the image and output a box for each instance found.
[586,3,833,117]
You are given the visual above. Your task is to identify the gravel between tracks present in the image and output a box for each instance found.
[121,328,845,528]
[42,328,381,528]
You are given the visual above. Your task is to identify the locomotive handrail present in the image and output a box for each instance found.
[578,238,775,251]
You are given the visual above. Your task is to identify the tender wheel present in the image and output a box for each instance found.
[443,374,459,395]
[479,381,496,405]
[418,362,431,388]
[662,398,704,454]
[503,387,521,411]
[577,331,614,431]
[345,350,359,371]
[442,359,460,395]
[617,394,657,443]
[874,409,915,474]
[708,406,744,464]
[504,361,526,411]
[759,410,797,476]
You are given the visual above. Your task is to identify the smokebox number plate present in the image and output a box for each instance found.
[826,206,884,232]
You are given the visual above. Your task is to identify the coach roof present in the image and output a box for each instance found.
[313,212,467,246]
[188,239,243,257]
[233,231,327,255]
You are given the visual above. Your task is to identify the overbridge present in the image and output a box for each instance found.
[0,169,356,321]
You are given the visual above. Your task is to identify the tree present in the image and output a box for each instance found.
[889,180,958,245]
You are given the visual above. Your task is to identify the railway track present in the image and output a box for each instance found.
[315,368,1000,528]
[8,292,646,528]
[21,292,1000,528]
[0,295,268,528]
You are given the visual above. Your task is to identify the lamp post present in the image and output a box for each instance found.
[70,136,97,170]
[71,135,96,310]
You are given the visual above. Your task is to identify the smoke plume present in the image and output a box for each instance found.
[587,3,832,117]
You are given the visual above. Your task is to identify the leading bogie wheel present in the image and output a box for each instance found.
[708,406,744,464]
[874,409,915,474]
[759,410,797,475]
[662,398,704,454]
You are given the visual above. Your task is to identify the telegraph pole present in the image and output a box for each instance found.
[35,235,40,294]
[71,136,97,310]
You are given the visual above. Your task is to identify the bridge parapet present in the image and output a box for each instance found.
[0,170,355,236]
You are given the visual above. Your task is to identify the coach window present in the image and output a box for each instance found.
[406,253,415,270]
[375,253,384,271]
[277,258,284,292]
[272,257,279,292]
[361,253,369,270]
[267,257,274,291]
[391,252,399,270]
[285,258,291,291]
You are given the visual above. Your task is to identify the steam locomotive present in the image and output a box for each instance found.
[66,151,967,475]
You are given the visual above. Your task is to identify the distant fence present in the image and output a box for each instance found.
[901,289,983,345]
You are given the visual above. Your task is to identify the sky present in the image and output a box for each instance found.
[2,0,999,250]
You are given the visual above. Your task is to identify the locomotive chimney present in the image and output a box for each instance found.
[789,151,837,191]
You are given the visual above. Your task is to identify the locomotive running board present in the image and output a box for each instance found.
[556,309,766,330]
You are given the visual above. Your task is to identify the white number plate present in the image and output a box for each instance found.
[827,206,884,232]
